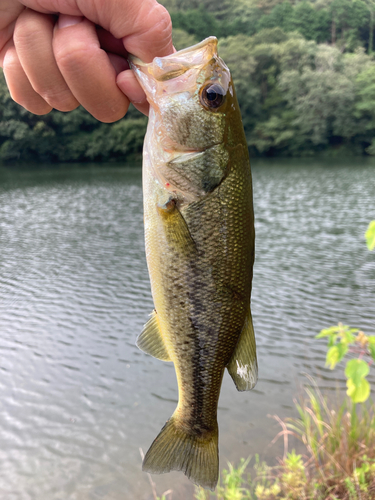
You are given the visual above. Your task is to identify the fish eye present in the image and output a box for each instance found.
[200,83,226,110]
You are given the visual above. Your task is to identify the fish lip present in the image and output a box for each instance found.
[165,36,218,58]
[129,37,218,68]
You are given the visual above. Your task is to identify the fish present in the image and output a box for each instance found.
[130,37,257,491]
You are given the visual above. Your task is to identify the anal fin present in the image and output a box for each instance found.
[227,309,258,391]
[136,311,171,362]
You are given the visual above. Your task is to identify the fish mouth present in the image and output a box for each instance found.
[129,37,218,84]
[129,36,217,69]
[166,37,217,59]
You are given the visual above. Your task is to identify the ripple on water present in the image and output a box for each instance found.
[0,160,374,499]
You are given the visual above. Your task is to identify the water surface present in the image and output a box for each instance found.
[0,159,374,499]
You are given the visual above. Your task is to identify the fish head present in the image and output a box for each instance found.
[131,37,243,202]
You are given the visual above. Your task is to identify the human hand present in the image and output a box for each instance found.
[0,0,173,121]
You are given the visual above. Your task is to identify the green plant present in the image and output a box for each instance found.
[192,222,375,499]
[194,457,256,500]
[365,220,375,250]
[316,323,375,403]
[253,455,280,500]
[280,450,306,493]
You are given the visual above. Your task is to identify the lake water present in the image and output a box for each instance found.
[0,159,374,500]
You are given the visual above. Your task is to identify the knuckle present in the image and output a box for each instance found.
[145,3,172,39]
[39,88,79,112]
[14,11,50,51]
[14,18,35,49]
[3,47,52,115]
[54,41,95,74]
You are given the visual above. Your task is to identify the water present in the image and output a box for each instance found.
[0,159,374,500]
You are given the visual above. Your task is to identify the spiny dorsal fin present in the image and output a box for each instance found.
[136,311,171,362]
[226,309,258,391]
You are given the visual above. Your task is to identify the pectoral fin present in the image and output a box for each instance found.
[157,198,196,253]
[227,310,258,391]
[136,311,171,362]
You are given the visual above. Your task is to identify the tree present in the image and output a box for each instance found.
[290,2,331,43]
[0,70,146,163]
[172,28,198,50]
[170,6,219,40]
[355,65,375,153]
[329,0,369,50]
[257,2,294,32]
[218,35,262,137]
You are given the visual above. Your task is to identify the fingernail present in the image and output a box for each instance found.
[58,15,83,29]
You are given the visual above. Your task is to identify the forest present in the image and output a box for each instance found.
[1,0,375,162]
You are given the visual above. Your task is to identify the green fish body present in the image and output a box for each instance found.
[131,37,257,490]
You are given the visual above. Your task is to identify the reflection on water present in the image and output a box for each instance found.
[0,160,374,499]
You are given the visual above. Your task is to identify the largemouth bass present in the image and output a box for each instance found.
[131,37,257,491]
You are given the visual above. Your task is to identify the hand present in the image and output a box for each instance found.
[0,0,173,121]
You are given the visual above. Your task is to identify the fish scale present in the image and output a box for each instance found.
[131,37,257,490]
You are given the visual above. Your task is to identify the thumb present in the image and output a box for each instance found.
[106,1,173,62]
[70,0,173,62]
[17,0,173,62]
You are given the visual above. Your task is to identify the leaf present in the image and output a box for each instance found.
[326,346,340,369]
[365,221,375,251]
[345,359,369,382]
[369,343,375,362]
[346,378,370,403]
[342,331,357,345]
[337,343,348,362]
[326,343,348,369]
[316,326,340,338]
[328,336,336,348]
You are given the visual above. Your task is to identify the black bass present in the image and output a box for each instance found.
[131,37,257,490]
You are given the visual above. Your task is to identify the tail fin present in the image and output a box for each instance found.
[142,415,219,490]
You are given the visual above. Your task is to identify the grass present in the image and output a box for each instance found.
[148,227,375,499]
[145,378,375,499]
[191,375,375,500]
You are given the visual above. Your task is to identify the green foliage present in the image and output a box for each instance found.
[283,378,375,498]
[279,450,306,496]
[3,0,375,161]
[316,323,358,368]
[216,457,253,499]
[316,323,375,403]
[172,28,199,50]
[194,455,272,500]
[170,6,220,40]
[365,220,375,249]
[190,221,375,499]
[346,359,371,403]
[0,70,146,163]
